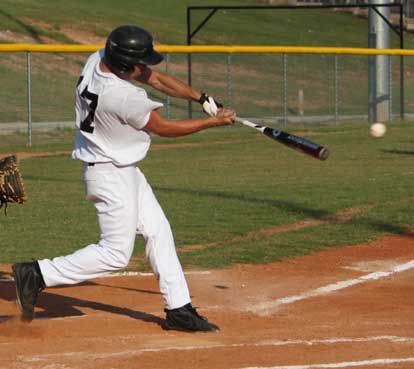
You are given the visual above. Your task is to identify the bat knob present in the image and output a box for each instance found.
[318,148,330,161]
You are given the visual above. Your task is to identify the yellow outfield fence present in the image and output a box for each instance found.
[1,44,414,56]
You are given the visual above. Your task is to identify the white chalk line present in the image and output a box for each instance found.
[241,357,414,369]
[16,335,414,362]
[0,270,211,283]
[249,260,414,316]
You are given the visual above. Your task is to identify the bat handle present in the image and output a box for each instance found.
[235,117,257,129]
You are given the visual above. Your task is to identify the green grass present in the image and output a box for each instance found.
[0,0,407,46]
[2,122,413,269]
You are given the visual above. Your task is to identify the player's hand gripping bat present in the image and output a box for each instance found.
[235,117,329,161]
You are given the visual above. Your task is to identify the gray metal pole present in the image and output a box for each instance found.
[26,51,32,147]
[389,55,392,122]
[368,29,377,123]
[399,3,404,120]
[368,0,390,123]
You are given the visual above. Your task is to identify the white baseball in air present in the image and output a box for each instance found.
[370,122,386,138]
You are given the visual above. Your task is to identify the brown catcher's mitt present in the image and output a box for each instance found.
[0,155,28,213]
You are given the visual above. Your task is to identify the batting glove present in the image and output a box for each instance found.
[198,93,223,117]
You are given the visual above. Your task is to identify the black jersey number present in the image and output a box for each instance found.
[80,84,99,134]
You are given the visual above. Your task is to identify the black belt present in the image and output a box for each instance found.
[87,163,95,167]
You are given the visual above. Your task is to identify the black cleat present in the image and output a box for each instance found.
[164,303,220,332]
[12,261,45,322]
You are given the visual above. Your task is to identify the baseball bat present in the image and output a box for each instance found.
[235,117,329,161]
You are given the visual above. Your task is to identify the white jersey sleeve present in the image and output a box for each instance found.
[121,88,162,131]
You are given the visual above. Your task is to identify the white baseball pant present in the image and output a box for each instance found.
[38,162,191,310]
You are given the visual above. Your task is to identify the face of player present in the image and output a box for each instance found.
[129,63,149,79]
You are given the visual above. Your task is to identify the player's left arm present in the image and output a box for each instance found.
[135,68,222,116]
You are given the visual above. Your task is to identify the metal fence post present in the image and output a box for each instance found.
[226,53,232,109]
[283,53,288,127]
[187,53,192,119]
[26,51,32,147]
[165,53,171,120]
[389,54,392,122]
[335,55,339,125]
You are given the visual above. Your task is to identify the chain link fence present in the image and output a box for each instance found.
[0,46,413,146]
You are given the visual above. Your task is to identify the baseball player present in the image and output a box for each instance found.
[12,25,235,332]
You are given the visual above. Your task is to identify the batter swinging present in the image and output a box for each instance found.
[12,25,236,332]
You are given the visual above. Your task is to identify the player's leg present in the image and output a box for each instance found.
[135,167,219,332]
[134,167,190,309]
[37,163,139,286]
[13,163,140,321]
[15,163,138,288]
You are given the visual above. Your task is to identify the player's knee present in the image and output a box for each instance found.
[100,241,133,269]
[108,250,131,269]
[117,252,131,267]
[144,219,173,242]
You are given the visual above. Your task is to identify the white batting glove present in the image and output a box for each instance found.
[198,93,223,117]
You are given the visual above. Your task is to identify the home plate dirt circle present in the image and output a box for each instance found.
[0,234,413,369]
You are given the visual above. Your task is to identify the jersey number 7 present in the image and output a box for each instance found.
[80,85,99,134]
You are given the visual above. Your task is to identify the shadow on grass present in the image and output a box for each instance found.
[361,219,413,236]
[153,185,331,219]
[381,149,414,156]
[154,185,412,237]
[0,10,43,43]
[0,281,164,327]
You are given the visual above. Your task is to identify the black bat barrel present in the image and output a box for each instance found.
[263,127,329,161]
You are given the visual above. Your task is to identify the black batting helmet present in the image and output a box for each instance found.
[104,25,163,74]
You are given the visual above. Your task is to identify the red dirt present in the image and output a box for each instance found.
[0,234,413,369]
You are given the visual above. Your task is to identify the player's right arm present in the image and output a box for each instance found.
[145,109,236,138]
[135,68,201,102]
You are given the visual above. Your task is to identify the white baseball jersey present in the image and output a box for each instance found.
[72,50,163,166]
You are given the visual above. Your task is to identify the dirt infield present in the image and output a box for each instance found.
[0,234,413,369]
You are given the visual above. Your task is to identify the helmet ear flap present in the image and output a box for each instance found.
[103,53,134,75]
